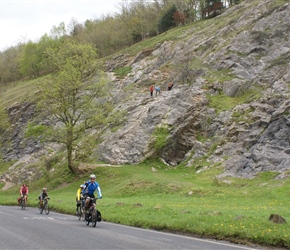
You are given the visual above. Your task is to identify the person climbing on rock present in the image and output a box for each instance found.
[155,86,161,96]
[149,85,154,97]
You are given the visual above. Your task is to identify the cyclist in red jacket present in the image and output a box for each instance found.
[19,184,29,204]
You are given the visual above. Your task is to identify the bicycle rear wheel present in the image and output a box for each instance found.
[44,202,49,215]
[76,206,81,220]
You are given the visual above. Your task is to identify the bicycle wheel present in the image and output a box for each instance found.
[44,202,49,215]
[91,209,97,227]
[76,206,82,220]
[21,198,26,210]
[39,204,43,214]
[85,214,90,226]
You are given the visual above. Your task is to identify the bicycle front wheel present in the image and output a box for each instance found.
[39,205,43,214]
[44,202,49,215]
[91,209,97,227]
[21,199,26,210]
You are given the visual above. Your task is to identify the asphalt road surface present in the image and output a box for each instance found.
[0,205,265,250]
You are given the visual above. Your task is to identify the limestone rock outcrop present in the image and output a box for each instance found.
[2,0,290,184]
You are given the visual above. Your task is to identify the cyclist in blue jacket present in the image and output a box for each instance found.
[82,174,102,212]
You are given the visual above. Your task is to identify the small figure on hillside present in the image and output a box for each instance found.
[38,187,49,208]
[155,86,161,96]
[168,82,174,91]
[149,85,154,97]
[18,184,29,204]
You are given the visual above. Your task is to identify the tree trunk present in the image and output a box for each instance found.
[66,127,80,174]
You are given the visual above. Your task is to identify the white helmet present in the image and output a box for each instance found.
[80,184,85,188]
[90,174,96,179]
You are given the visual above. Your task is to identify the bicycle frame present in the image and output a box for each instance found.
[76,197,85,220]
[21,195,27,210]
[85,197,98,227]
[39,197,50,215]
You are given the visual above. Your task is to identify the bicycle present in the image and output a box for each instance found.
[20,195,27,210]
[84,197,101,227]
[76,197,85,221]
[39,197,50,215]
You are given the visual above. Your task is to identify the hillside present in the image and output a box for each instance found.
[1,0,290,184]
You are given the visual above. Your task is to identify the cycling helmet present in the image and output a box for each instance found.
[90,174,96,179]
[80,184,85,188]
[43,188,47,191]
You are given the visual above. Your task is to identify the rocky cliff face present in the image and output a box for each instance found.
[99,0,290,179]
[2,0,290,184]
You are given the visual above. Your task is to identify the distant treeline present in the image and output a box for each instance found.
[0,0,240,85]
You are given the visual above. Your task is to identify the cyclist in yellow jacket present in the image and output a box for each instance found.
[76,184,85,214]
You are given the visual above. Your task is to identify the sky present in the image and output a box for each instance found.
[0,0,124,51]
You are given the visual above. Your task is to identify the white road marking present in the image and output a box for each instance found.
[23,216,70,220]
[23,217,54,220]
[0,211,16,217]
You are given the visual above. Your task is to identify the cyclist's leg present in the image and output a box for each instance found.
[39,199,43,208]
[84,196,90,212]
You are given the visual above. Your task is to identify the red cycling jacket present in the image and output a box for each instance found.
[20,185,29,195]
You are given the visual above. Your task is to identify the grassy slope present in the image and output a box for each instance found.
[0,163,289,248]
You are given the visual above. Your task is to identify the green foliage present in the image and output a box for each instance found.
[232,107,255,123]
[107,110,127,133]
[0,159,14,175]
[37,40,112,173]
[158,5,178,33]
[19,41,42,78]
[205,69,236,83]
[25,122,46,138]
[255,171,280,181]
[114,66,132,79]
[151,126,170,150]
[0,105,9,133]
[207,87,262,114]
[0,45,23,84]
[1,163,290,248]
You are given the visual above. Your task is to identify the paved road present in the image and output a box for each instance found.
[0,205,264,250]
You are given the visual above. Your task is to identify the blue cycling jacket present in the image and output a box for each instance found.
[82,181,102,198]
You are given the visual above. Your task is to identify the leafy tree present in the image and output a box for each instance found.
[0,45,23,84]
[49,22,67,39]
[158,4,178,33]
[19,41,42,78]
[68,18,84,38]
[173,11,186,26]
[37,41,112,173]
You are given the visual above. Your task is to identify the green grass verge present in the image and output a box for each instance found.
[0,163,289,248]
